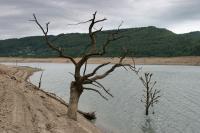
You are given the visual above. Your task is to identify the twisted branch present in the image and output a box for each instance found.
[84,87,108,100]
[31,14,76,65]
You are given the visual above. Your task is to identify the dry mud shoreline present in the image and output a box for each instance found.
[0,64,102,133]
[0,56,200,65]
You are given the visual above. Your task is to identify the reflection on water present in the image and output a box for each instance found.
[141,117,156,133]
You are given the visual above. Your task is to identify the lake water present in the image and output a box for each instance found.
[3,63,200,133]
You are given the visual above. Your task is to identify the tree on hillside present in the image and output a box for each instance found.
[31,12,136,120]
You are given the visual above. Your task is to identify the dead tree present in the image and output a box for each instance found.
[31,12,135,121]
[38,71,43,89]
[136,72,161,115]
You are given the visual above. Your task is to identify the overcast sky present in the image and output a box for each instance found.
[1,0,200,39]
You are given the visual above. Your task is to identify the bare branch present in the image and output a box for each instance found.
[89,12,107,52]
[93,27,103,33]
[45,22,50,34]
[149,81,156,93]
[84,62,110,78]
[94,18,107,24]
[91,82,102,88]
[81,19,125,60]
[93,80,113,97]
[88,55,125,81]
[84,87,108,100]
[83,78,113,98]
[83,60,88,76]
[90,57,134,81]
[31,14,76,65]
[67,19,92,25]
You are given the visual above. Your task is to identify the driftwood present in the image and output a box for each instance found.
[78,110,96,120]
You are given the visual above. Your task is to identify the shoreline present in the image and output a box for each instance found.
[0,64,102,133]
[0,56,200,66]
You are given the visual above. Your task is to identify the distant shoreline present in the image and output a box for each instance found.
[0,56,200,66]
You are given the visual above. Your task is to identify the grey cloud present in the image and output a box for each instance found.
[0,0,200,39]
[157,0,200,22]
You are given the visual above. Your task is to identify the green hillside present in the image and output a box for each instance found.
[0,26,200,57]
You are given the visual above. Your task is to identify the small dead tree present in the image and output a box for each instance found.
[31,12,135,120]
[38,71,43,89]
[136,72,161,115]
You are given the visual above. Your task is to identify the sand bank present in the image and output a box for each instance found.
[0,56,200,65]
[0,64,102,133]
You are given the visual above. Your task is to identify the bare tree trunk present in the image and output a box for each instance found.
[67,82,82,120]
[38,71,43,89]
[146,83,149,116]
[145,105,149,115]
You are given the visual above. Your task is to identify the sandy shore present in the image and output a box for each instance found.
[0,64,102,133]
[0,56,200,65]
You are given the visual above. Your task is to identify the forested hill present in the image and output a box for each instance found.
[1,26,200,57]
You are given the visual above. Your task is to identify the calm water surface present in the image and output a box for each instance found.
[3,63,200,133]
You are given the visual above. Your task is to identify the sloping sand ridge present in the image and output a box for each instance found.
[0,64,102,133]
